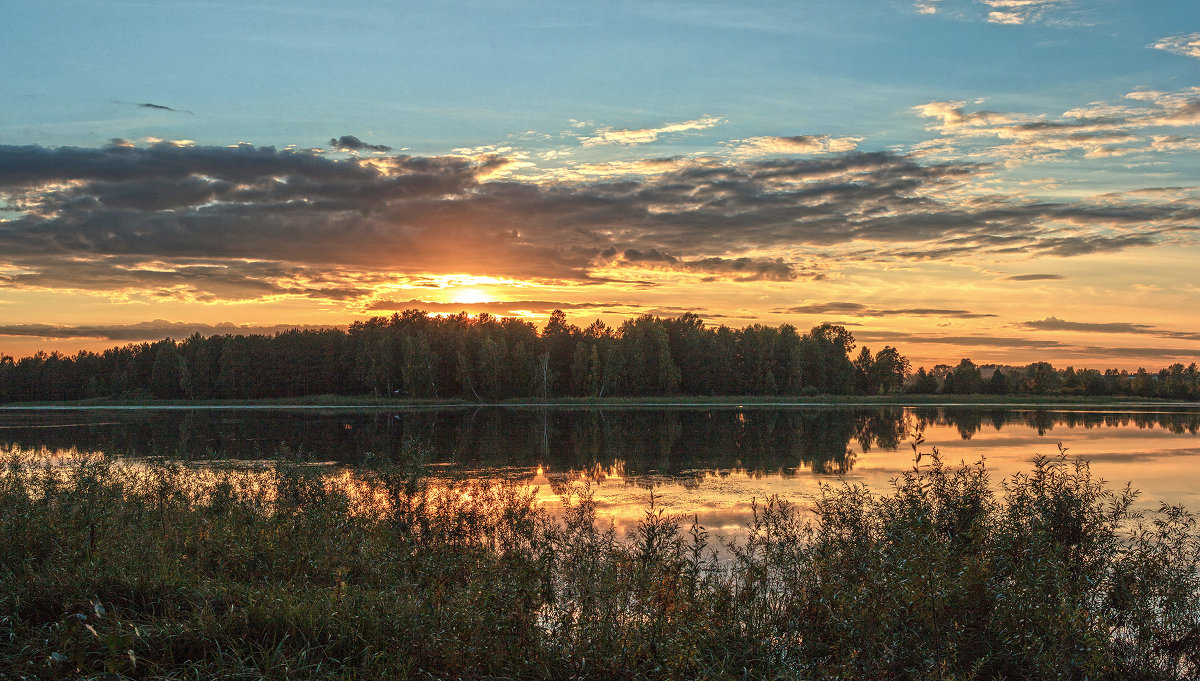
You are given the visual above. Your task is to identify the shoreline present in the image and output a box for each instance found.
[1,394,1196,410]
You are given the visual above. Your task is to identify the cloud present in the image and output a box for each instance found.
[855,330,1200,361]
[0,257,386,303]
[544,156,695,181]
[0,142,1197,305]
[329,135,393,153]
[618,249,805,282]
[1004,273,1063,281]
[365,299,623,314]
[1021,317,1155,335]
[726,135,862,157]
[855,330,1069,349]
[875,308,998,318]
[1072,346,1200,361]
[981,0,1065,25]
[777,302,869,315]
[1150,33,1200,60]
[912,0,1086,27]
[579,115,724,146]
[1020,316,1200,341]
[0,319,334,341]
[136,102,193,114]
[915,87,1200,164]
[776,302,996,319]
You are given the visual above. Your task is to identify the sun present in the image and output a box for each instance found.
[447,288,494,305]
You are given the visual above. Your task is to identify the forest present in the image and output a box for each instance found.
[0,309,1197,402]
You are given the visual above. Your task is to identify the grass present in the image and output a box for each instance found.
[2,444,1199,679]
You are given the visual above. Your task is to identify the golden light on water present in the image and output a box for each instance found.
[6,409,1200,551]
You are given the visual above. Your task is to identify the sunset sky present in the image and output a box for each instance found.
[2,0,1199,369]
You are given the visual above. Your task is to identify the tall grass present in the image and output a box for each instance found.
[1,444,1198,679]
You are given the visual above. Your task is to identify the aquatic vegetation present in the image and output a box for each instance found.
[1,446,1197,679]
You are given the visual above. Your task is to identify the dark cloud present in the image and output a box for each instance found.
[0,320,334,341]
[1020,317,1200,341]
[641,307,725,317]
[0,142,1196,303]
[1004,273,1064,281]
[623,248,675,263]
[855,330,1200,361]
[1021,317,1155,335]
[329,135,393,153]
[620,249,802,281]
[777,302,995,319]
[1029,234,1161,257]
[137,102,192,114]
[1074,346,1200,360]
[855,331,1069,349]
[779,302,869,314]
[874,308,998,318]
[0,256,383,302]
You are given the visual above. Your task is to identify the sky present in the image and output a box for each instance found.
[2,0,1199,369]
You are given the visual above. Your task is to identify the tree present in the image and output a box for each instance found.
[477,337,507,399]
[570,342,602,397]
[400,331,437,398]
[0,354,14,403]
[873,346,910,393]
[180,334,221,399]
[945,358,983,394]
[1024,362,1061,395]
[663,312,717,394]
[908,367,941,394]
[740,325,780,395]
[775,324,805,395]
[150,340,183,398]
[619,316,680,396]
[987,368,1009,395]
[853,347,877,394]
[801,324,856,394]
[541,309,579,396]
[1061,366,1082,394]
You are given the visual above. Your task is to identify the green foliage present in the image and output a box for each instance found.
[2,444,1199,679]
[0,310,909,403]
[10,308,1199,403]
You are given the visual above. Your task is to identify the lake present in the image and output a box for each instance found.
[3,404,1199,540]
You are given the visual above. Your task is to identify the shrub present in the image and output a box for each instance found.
[1,445,1197,679]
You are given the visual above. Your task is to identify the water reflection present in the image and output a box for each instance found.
[3,405,1200,535]
[1,407,904,472]
[2,406,1200,472]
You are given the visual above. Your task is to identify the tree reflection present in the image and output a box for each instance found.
[1,406,1199,479]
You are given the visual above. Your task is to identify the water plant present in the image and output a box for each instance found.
[1,444,1197,679]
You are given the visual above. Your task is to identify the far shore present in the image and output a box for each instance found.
[1,394,1196,410]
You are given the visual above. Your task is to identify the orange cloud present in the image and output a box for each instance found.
[578,116,724,147]
[726,134,862,157]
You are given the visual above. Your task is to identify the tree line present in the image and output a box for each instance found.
[915,356,1200,400]
[0,309,1195,402]
[0,310,906,402]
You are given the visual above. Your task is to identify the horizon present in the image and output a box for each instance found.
[3,1,1199,371]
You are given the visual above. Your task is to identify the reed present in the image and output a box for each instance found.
[1,444,1197,679]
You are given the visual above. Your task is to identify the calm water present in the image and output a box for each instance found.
[3,405,1199,538]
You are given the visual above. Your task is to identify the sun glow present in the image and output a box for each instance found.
[447,287,494,304]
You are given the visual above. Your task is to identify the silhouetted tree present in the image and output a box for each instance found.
[987,368,1009,395]
[944,358,983,394]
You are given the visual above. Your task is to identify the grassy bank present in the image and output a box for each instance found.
[2,449,1199,679]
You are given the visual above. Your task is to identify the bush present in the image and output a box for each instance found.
[1,445,1197,679]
